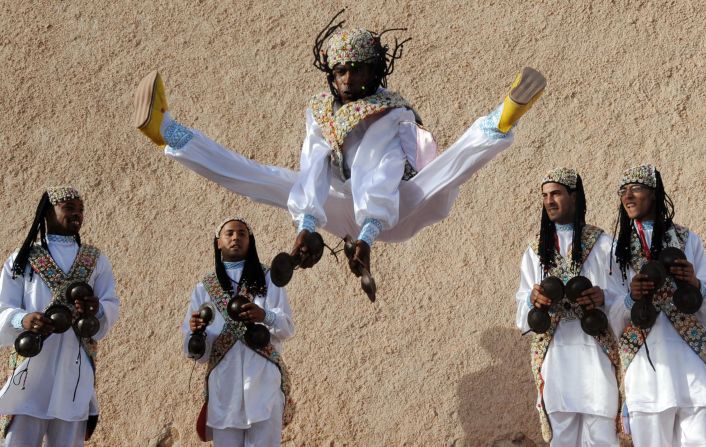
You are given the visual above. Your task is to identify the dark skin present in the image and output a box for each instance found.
[22,199,99,334]
[621,184,700,299]
[190,221,265,332]
[332,61,377,104]
[531,183,604,310]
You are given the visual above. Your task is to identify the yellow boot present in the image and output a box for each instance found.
[133,70,168,147]
[497,67,546,133]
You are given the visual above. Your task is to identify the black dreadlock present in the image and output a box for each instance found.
[614,170,674,280]
[214,222,267,298]
[312,9,411,102]
[538,176,587,275]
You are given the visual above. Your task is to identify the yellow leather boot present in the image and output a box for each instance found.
[133,70,168,147]
[497,67,546,133]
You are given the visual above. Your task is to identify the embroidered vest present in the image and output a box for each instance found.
[528,225,625,443]
[308,90,435,181]
[1,243,101,439]
[199,272,294,429]
[618,224,706,370]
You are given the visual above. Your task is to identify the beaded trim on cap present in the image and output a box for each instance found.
[215,218,251,238]
[541,168,577,189]
[46,186,81,205]
[325,28,379,68]
[619,164,657,189]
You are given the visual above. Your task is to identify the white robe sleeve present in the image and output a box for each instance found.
[0,253,27,346]
[515,246,538,333]
[263,272,294,343]
[350,109,407,229]
[92,254,119,341]
[287,109,333,228]
[684,231,706,321]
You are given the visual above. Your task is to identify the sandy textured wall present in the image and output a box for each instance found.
[2,0,706,445]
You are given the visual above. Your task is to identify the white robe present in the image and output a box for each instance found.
[515,229,622,418]
[165,104,513,242]
[181,265,294,430]
[607,224,706,414]
[0,236,119,422]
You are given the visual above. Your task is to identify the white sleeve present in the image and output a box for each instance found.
[287,109,332,228]
[685,231,706,321]
[0,253,27,347]
[515,246,539,333]
[350,109,407,229]
[606,244,633,339]
[263,272,295,342]
[92,254,120,341]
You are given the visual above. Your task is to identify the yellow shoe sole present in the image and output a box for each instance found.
[498,67,546,133]
[133,70,168,146]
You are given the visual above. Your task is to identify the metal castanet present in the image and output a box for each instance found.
[244,324,271,350]
[343,236,376,302]
[227,295,250,322]
[188,302,216,359]
[566,276,608,335]
[44,303,72,334]
[658,247,703,314]
[14,331,45,358]
[66,282,101,338]
[631,263,660,329]
[270,232,325,287]
[527,276,564,334]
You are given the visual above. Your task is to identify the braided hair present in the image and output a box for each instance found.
[214,220,267,297]
[538,176,587,275]
[614,169,674,279]
[312,9,411,102]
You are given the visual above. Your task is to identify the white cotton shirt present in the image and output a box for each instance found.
[0,236,119,421]
[608,223,706,413]
[181,264,294,429]
[516,228,622,417]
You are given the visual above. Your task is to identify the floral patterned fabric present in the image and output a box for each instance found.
[308,90,412,180]
[529,224,625,442]
[200,272,294,426]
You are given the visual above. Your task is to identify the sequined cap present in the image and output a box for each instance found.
[46,186,81,205]
[325,28,379,68]
[619,164,657,189]
[541,168,578,190]
[215,218,251,238]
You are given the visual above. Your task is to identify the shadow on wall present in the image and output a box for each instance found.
[457,326,545,446]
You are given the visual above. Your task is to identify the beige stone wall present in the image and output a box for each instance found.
[1,1,705,445]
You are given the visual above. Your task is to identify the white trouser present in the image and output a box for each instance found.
[211,406,283,447]
[165,112,513,243]
[630,407,706,447]
[4,415,86,447]
[548,412,619,447]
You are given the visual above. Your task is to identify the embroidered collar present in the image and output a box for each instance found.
[47,234,77,245]
[223,261,245,270]
[308,89,412,179]
[555,223,574,232]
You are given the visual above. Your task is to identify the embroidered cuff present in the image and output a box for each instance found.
[164,122,194,150]
[95,304,105,320]
[263,310,277,327]
[526,292,533,309]
[358,218,383,247]
[11,311,28,330]
[480,104,510,139]
[625,293,635,310]
[297,214,318,233]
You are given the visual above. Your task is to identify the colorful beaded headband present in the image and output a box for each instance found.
[46,186,82,205]
[541,168,578,190]
[215,218,252,238]
[619,164,657,189]
[325,28,379,68]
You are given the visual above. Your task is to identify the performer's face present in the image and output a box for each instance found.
[218,221,250,262]
[619,183,656,221]
[541,183,575,225]
[332,62,375,103]
[46,198,84,236]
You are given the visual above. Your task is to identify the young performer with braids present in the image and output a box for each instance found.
[0,187,119,446]
[133,10,546,293]
[183,218,294,446]
[515,169,624,446]
[608,164,706,446]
